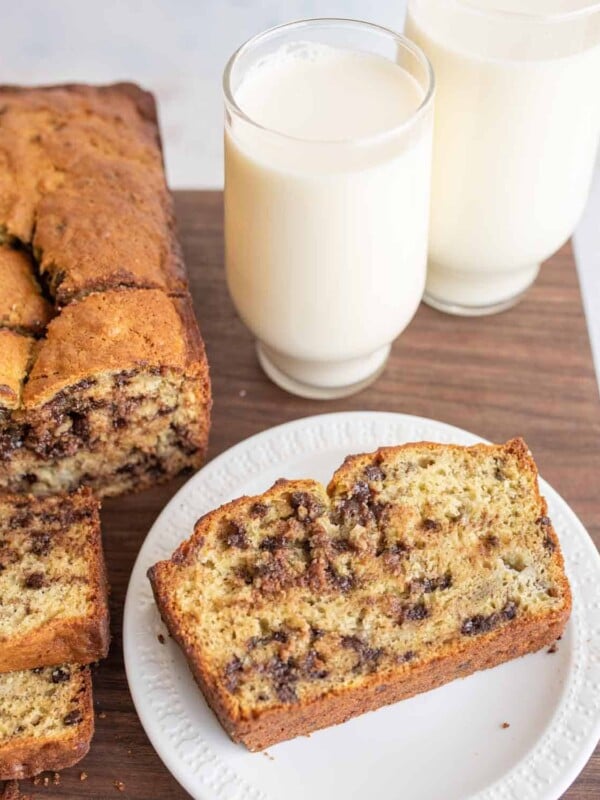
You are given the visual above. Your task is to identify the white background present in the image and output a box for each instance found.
[2,0,599,385]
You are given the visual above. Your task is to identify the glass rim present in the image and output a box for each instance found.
[453,0,600,23]
[222,17,435,147]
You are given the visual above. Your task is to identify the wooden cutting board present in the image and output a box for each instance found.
[15,191,599,800]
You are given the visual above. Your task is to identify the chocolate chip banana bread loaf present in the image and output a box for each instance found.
[0,83,211,497]
[0,664,93,780]
[148,438,571,751]
[0,489,109,673]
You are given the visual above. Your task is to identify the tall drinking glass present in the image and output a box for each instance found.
[224,19,434,399]
[406,1,600,315]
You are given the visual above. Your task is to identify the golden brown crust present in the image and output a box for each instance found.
[327,436,535,495]
[0,332,34,411]
[22,289,196,408]
[0,488,110,672]
[0,667,93,780]
[0,248,52,335]
[0,82,187,303]
[149,439,572,751]
[0,618,109,675]
[0,83,162,245]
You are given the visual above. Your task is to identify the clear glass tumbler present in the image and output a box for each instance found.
[223,19,434,399]
[406,0,600,316]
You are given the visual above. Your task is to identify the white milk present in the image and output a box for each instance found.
[224,42,433,397]
[406,0,600,312]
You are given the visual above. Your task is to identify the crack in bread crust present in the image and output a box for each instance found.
[149,438,572,751]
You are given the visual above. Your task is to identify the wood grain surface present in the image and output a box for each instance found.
[4,191,599,800]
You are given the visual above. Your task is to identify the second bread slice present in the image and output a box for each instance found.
[0,488,109,673]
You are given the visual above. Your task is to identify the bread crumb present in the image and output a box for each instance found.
[157,633,165,644]
[31,777,42,787]
[2,780,32,800]
[262,751,274,761]
[547,643,558,654]
[80,771,88,781]
[501,722,510,729]
[52,772,60,784]
[127,749,132,756]
[239,389,247,398]
[98,711,107,719]
[43,776,49,787]
[114,780,126,792]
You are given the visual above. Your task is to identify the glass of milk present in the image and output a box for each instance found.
[406,0,600,315]
[223,19,434,399]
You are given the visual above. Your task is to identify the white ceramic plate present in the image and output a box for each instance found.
[123,412,600,800]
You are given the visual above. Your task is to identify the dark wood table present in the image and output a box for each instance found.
[12,192,599,799]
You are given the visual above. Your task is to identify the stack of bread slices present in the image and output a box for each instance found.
[0,488,109,782]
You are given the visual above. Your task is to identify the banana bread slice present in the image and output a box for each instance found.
[148,438,571,751]
[0,665,93,780]
[0,488,109,673]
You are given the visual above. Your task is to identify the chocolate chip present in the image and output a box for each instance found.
[247,630,289,650]
[51,667,71,684]
[461,601,517,635]
[543,534,556,552]
[351,480,371,503]
[259,534,286,552]
[24,572,45,589]
[331,537,353,553]
[404,602,429,622]
[30,532,52,557]
[494,458,507,481]
[364,464,384,482]
[302,649,329,680]
[250,502,269,518]
[0,424,25,460]
[411,573,452,594]
[69,411,89,440]
[223,521,249,550]
[422,518,441,531]
[63,710,83,726]
[289,491,324,522]
[327,565,355,593]
[341,635,384,673]
[113,370,135,388]
[224,656,243,692]
[275,682,297,703]
[263,656,299,703]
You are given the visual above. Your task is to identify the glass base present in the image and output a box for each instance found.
[424,263,540,317]
[256,342,390,400]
